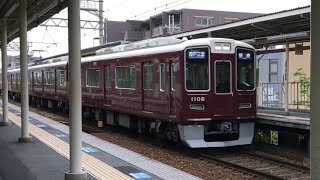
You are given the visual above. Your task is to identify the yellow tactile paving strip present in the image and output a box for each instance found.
[2,108,133,180]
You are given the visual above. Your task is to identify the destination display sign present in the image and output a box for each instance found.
[187,49,208,60]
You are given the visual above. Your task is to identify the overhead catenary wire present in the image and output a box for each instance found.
[126,0,188,20]
[132,0,192,20]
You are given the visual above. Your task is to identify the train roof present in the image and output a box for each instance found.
[8,37,254,72]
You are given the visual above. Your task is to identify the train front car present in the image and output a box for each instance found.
[178,38,256,148]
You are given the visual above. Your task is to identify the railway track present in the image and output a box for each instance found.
[199,150,310,180]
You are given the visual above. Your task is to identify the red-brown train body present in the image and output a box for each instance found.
[5,37,256,148]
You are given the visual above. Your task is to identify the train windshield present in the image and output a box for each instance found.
[185,47,209,91]
[236,49,255,91]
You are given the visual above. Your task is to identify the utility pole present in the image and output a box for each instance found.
[99,0,104,45]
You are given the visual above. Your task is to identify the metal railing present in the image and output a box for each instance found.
[257,82,310,110]
[151,25,181,37]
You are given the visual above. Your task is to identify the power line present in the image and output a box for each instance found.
[106,0,130,11]
[129,0,192,20]
[126,0,187,20]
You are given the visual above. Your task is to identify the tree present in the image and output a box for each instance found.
[293,68,310,107]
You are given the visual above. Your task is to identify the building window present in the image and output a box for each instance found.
[116,66,135,89]
[59,70,66,86]
[195,16,214,27]
[86,68,100,87]
[269,60,278,83]
[224,17,238,23]
[46,71,54,85]
[159,64,165,91]
[105,67,111,88]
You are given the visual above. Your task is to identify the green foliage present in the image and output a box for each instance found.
[293,68,310,107]
[254,129,279,145]
[254,130,270,144]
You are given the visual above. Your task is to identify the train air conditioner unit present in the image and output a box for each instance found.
[96,37,183,55]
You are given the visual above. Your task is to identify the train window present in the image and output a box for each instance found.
[171,64,176,91]
[105,67,111,88]
[35,72,42,84]
[46,72,54,85]
[59,71,66,86]
[143,63,153,90]
[28,73,32,84]
[215,61,231,94]
[185,47,209,91]
[236,49,255,91]
[86,68,100,87]
[159,64,165,91]
[115,66,135,89]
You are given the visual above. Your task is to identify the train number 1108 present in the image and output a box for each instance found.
[191,97,205,102]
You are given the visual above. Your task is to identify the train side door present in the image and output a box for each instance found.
[142,61,152,112]
[103,64,111,105]
[54,69,57,97]
[42,71,44,94]
[214,60,234,116]
[169,61,176,115]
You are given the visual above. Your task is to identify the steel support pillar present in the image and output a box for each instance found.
[284,41,289,114]
[65,0,87,179]
[18,0,32,143]
[0,19,11,126]
[99,0,104,45]
[311,0,320,178]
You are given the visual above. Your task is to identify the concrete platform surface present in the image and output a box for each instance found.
[0,102,201,180]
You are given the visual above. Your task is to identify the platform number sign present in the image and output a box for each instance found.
[295,42,303,55]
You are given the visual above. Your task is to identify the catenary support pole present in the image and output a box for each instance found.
[0,19,11,126]
[65,0,87,179]
[99,0,104,45]
[310,0,320,178]
[284,40,289,114]
[18,0,32,143]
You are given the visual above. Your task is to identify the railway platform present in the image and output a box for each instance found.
[257,108,310,130]
[0,103,201,180]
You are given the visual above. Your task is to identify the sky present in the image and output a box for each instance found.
[6,0,311,58]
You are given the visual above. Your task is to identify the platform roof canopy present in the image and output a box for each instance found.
[0,1,310,52]
[0,0,66,44]
[171,6,310,48]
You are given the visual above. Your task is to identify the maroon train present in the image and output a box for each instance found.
[4,37,256,148]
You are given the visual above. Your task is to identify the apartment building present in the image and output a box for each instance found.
[106,8,261,42]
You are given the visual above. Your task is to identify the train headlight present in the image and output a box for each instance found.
[214,43,231,51]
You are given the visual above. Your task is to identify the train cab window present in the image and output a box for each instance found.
[46,72,54,85]
[171,64,176,91]
[159,64,165,91]
[215,61,231,94]
[86,68,100,87]
[236,49,255,91]
[143,63,153,90]
[116,66,135,89]
[59,71,66,86]
[185,47,209,91]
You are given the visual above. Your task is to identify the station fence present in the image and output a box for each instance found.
[257,82,310,110]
